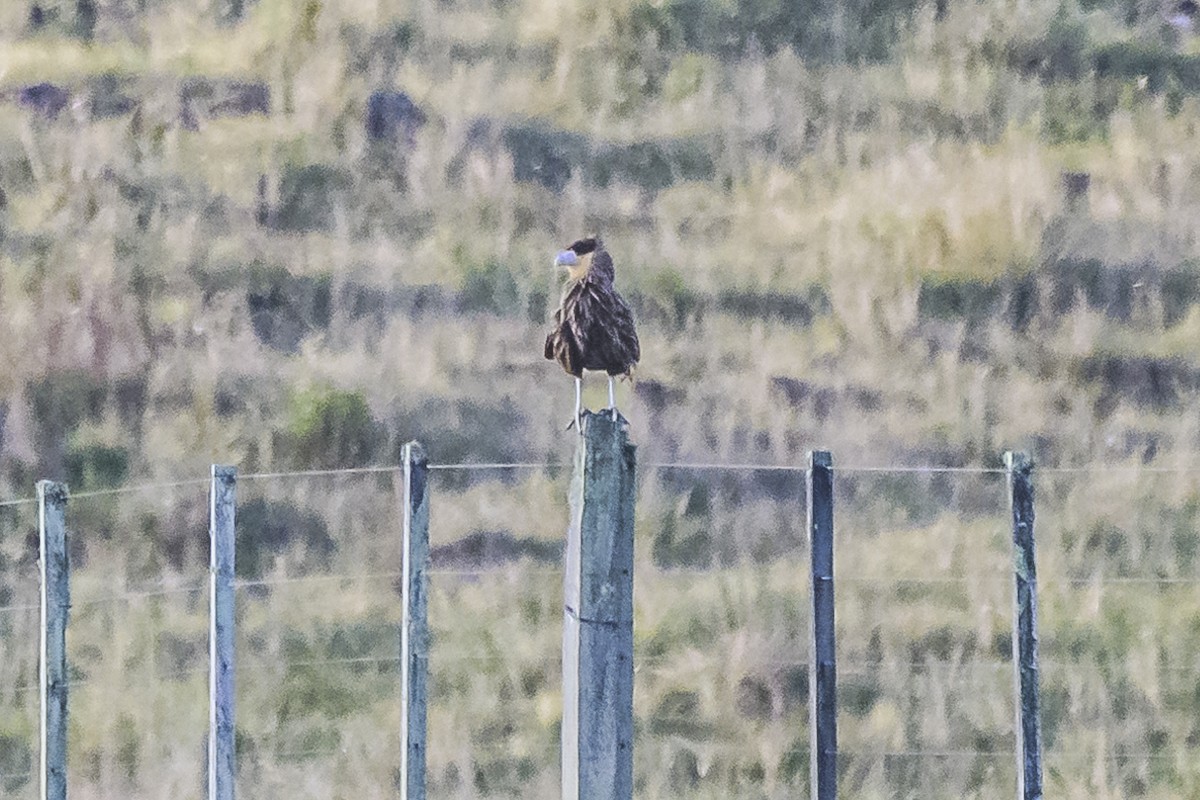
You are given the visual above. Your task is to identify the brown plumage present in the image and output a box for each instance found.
[544,236,640,424]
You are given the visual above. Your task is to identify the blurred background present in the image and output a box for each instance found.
[2,0,1200,797]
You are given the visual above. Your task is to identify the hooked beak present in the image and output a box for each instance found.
[554,250,578,267]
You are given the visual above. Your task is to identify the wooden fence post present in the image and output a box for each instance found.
[562,413,636,800]
[401,442,430,800]
[1006,452,1043,800]
[209,466,236,800]
[38,480,69,800]
[807,451,837,800]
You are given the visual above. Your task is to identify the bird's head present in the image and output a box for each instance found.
[554,235,599,281]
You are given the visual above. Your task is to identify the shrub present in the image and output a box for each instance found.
[272,164,353,232]
[280,387,380,470]
[661,0,923,63]
[234,497,334,579]
[244,265,333,353]
[459,261,519,316]
[0,731,31,793]
[64,442,129,490]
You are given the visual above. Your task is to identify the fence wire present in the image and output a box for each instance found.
[6,457,1200,509]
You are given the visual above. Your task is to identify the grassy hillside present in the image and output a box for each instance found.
[3,0,1200,796]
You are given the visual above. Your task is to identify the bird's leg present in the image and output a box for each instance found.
[566,376,584,433]
[608,375,617,421]
[577,376,584,431]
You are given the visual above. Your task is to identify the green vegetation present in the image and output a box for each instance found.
[3,0,1200,796]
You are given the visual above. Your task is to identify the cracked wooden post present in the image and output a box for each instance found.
[562,412,636,800]
[38,480,69,800]
[401,442,430,800]
[807,451,837,800]
[209,465,236,800]
[1006,452,1043,800]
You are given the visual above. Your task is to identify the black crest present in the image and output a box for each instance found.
[567,237,598,256]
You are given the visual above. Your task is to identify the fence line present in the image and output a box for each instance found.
[72,585,207,608]
[69,479,211,500]
[14,653,1200,701]
[4,457,1200,508]
[234,572,402,587]
[240,466,401,481]
[8,449,1200,799]
[428,462,558,471]
[12,653,1200,690]
[179,747,1192,762]
[0,602,39,614]
[111,747,1184,763]
[7,572,1200,618]
[0,497,38,507]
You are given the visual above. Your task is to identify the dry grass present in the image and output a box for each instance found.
[3,0,1200,796]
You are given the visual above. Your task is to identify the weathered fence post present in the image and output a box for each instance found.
[400,442,430,800]
[1006,452,1043,800]
[38,480,69,800]
[562,412,636,800]
[807,451,837,800]
[209,466,236,800]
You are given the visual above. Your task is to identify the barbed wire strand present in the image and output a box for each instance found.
[6,569,1200,617]
[16,567,560,606]
[841,750,1186,760]
[28,568,1200,604]
[72,584,207,609]
[0,602,38,615]
[428,567,562,576]
[235,571,402,587]
[71,572,203,590]
[12,652,1200,697]
[0,748,1187,784]
[0,497,37,508]
[7,458,1200,508]
[223,745,1194,763]
[232,568,565,587]
[69,478,211,500]
[221,570,1200,587]
[837,465,1005,474]
[428,462,559,471]
[239,466,400,481]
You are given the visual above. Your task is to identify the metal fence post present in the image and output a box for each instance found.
[38,480,69,800]
[1006,452,1043,800]
[807,451,837,800]
[562,413,636,800]
[401,442,430,800]
[209,465,236,800]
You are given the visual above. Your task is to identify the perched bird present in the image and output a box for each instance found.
[544,236,640,429]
